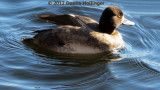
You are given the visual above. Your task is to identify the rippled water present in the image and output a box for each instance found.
[1,0,160,89]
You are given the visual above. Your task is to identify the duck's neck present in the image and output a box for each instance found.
[98,16,117,34]
[98,9,117,34]
[98,22,116,34]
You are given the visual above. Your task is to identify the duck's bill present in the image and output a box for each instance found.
[122,17,135,25]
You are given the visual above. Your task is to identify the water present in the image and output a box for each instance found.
[0,0,160,89]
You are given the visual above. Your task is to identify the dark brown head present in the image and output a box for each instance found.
[99,6,135,34]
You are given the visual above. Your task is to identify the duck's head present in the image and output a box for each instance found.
[99,6,135,34]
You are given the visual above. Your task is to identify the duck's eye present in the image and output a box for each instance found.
[117,15,121,18]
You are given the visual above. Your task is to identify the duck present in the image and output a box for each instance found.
[31,6,135,54]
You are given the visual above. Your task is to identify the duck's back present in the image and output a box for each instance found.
[37,14,99,30]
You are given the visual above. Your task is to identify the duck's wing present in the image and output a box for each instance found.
[33,27,89,47]
[37,14,99,29]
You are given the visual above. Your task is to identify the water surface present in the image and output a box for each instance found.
[0,0,160,90]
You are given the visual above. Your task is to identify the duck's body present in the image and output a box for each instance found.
[31,6,135,54]
[33,25,124,53]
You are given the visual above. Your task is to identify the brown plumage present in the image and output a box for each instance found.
[30,6,135,54]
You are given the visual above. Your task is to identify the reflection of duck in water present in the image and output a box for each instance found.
[28,6,135,54]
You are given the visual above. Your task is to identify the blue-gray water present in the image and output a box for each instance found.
[1,0,160,90]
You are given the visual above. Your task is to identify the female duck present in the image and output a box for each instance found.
[32,6,135,53]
